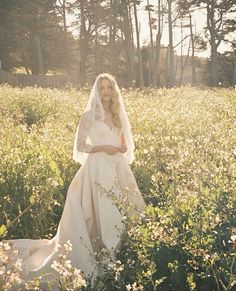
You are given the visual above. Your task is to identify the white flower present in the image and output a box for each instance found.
[233,148,236,156]
[3,242,11,251]
[126,282,144,291]
[64,240,73,252]
[50,241,86,289]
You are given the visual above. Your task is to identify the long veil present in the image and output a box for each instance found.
[73,73,135,165]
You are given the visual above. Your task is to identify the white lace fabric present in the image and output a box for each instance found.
[75,112,93,153]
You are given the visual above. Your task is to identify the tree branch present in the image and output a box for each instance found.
[215,8,223,31]
[173,35,190,49]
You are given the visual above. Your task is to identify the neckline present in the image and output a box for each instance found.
[97,120,115,131]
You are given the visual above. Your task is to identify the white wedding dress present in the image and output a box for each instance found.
[7,119,146,286]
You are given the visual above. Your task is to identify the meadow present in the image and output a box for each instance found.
[0,84,235,290]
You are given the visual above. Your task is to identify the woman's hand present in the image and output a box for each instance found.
[119,144,127,153]
[90,144,127,154]
[103,145,121,155]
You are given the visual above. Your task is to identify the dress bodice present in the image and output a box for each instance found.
[74,112,123,158]
[91,120,121,147]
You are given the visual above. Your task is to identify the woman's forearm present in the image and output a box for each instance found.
[77,143,105,154]
[89,145,105,153]
[89,145,122,154]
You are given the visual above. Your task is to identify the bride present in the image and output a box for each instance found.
[5,73,146,287]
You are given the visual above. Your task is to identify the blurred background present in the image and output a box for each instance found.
[0,0,235,88]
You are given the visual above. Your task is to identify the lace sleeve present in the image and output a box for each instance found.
[76,112,93,153]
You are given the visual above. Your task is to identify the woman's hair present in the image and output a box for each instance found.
[97,73,122,128]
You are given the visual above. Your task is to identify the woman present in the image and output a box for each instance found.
[6,73,146,286]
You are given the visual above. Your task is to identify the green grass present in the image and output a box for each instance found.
[0,84,235,290]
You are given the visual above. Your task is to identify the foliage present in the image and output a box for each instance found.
[217,52,236,87]
[0,84,235,290]
[0,0,75,73]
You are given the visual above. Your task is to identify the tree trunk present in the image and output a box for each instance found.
[31,34,44,74]
[180,18,183,85]
[147,0,155,86]
[62,0,70,75]
[128,1,135,54]
[109,0,116,75]
[180,40,191,84]
[79,0,89,87]
[155,0,162,87]
[95,22,99,75]
[189,13,196,85]
[133,0,144,87]
[121,0,135,86]
[53,0,70,74]
[167,0,175,87]
[207,0,218,86]
[165,45,169,86]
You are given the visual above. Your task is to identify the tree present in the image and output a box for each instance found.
[132,0,144,87]
[145,1,155,86]
[183,0,236,86]
[155,0,164,87]
[166,0,175,87]
[0,0,70,74]
[0,0,19,71]
[121,0,135,86]
[52,0,75,74]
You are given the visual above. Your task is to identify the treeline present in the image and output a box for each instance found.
[0,0,235,87]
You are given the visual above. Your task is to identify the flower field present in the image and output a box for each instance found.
[0,84,235,290]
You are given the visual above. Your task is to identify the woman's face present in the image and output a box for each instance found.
[99,78,113,102]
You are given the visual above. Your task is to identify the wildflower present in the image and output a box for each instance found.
[0,242,23,290]
[126,282,144,290]
[50,241,86,289]
[228,234,236,252]
[64,240,72,252]
[48,177,59,187]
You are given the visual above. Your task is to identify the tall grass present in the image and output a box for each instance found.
[0,84,235,290]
